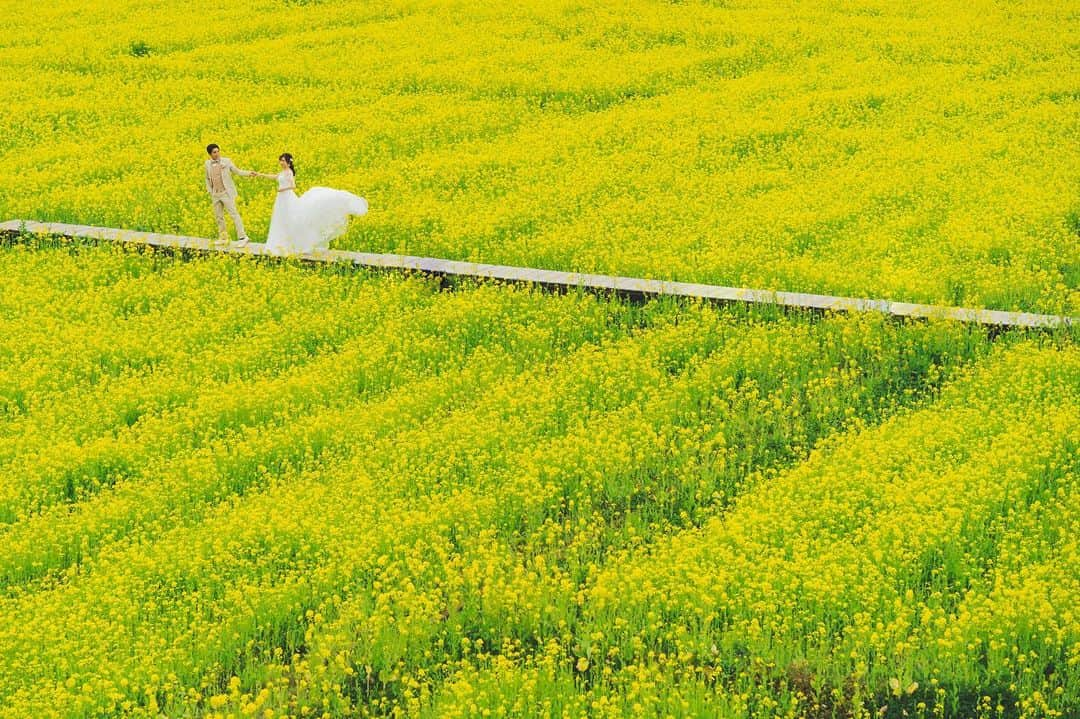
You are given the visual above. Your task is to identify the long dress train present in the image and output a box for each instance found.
[265,169,368,255]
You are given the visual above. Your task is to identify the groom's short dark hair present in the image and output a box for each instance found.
[206,143,220,155]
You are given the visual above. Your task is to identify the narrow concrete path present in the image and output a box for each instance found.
[2,219,1073,330]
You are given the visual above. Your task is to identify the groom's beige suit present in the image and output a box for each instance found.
[204,157,251,241]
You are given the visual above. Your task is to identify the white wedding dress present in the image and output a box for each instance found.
[265,169,368,255]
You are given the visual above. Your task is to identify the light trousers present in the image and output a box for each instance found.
[211,192,247,240]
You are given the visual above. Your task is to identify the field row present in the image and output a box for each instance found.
[1,242,1074,717]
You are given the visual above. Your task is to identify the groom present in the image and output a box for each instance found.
[204,143,255,247]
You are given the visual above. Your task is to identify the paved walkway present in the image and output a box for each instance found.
[1,219,1073,330]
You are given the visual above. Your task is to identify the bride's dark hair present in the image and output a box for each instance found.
[279,153,296,177]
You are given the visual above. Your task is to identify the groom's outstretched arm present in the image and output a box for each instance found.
[227,159,256,177]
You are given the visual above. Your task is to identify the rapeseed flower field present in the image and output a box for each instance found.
[2,1,1078,718]
[2,0,1077,313]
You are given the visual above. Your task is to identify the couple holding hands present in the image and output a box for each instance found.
[203,143,368,256]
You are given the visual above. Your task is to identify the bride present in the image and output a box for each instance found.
[253,153,368,255]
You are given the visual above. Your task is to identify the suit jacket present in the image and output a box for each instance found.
[205,157,250,199]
